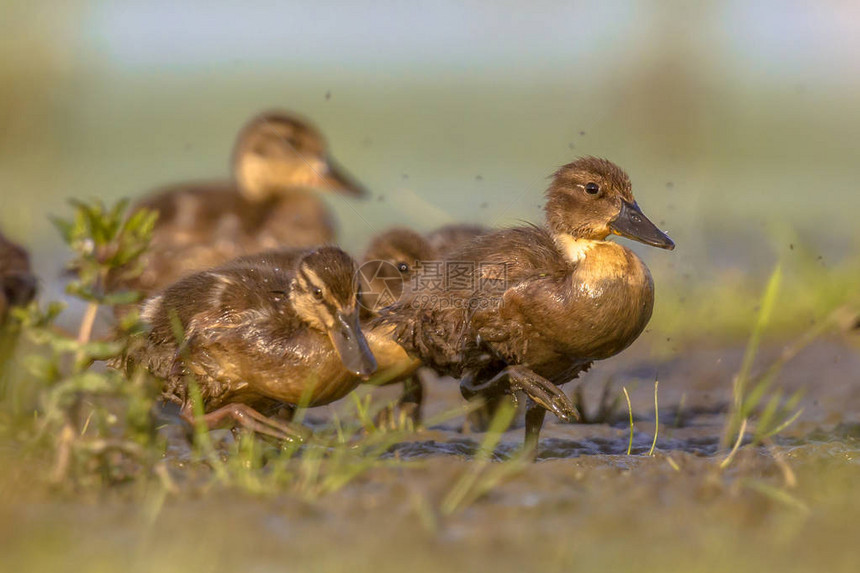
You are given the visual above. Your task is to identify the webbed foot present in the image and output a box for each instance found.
[460,365,580,455]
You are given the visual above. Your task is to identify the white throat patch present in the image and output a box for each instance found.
[554,234,599,264]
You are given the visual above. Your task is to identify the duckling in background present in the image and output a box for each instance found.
[115,111,368,300]
[125,246,376,440]
[360,225,489,310]
[357,225,491,427]
[0,231,37,323]
[358,228,435,426]
[425,223,488,256]
[360,228,436,311]
[379,157,674,452]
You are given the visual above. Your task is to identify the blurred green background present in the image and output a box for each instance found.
[2,0,858,314]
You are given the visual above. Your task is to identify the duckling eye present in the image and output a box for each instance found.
[585,182,600,195]
[312,287,323,300]
[397,262,409,273]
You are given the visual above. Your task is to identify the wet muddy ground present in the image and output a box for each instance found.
[1,336,859,573]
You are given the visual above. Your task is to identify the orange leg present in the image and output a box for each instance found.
[181,402,310,443]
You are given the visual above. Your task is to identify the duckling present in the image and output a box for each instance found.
[126,246,377,440]
[379,157,674,451]
[360,228,436,312]
[116,111,368,299]
[0,231,37,323]
[358,228,436,426]
[356,225,491,427]
[360,225,490,313]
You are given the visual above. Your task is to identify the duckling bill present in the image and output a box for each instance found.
[124,246,376,440]
[379,156,674,453]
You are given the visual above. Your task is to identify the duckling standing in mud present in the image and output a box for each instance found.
[114,111,368,299]
[124,247,376,440]
[379,157,674,452]
[0,231,37,323]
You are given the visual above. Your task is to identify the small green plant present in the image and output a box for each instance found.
[176,386,471,500]
[6,199,159,486]
[648,378,659,456]
[622,386,633,455]
[720,262,840,466]
[620,379,660,456]
[53,198,157,340]
[441,399,526,515]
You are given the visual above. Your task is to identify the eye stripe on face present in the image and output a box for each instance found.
[296,272,311,293]
[299,266,348,316]
[320,297,340,317]
[300,267,325,290]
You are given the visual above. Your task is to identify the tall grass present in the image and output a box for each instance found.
[719,261,844,465]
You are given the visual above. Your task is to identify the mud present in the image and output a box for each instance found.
[1,337,859,573]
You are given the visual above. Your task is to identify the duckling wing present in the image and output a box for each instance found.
[136,263,310,405]
[135,263,302,371]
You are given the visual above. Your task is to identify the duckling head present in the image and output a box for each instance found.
[0,234,37,321]
[1,274,36,322]
[232,111,368,201]
[289,246,377,378]
[359,228,436,312]
[1,273,37,309]
[545,156,674,250]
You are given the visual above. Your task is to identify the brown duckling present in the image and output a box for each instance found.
[116,111,368,299]
[360,225,490,313]
[379,157,674,451]
[356,225,490,427]
[0,231,37,322]
[127,246,377,440]
[358,228,436,426]
[360,228,437,312]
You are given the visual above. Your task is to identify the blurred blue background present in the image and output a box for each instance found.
[2,0,859,291]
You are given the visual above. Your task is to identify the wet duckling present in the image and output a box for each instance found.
[379,157,674,451]
[127,246,376,440]
[117,111,368,298]
[0,231,37,322]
